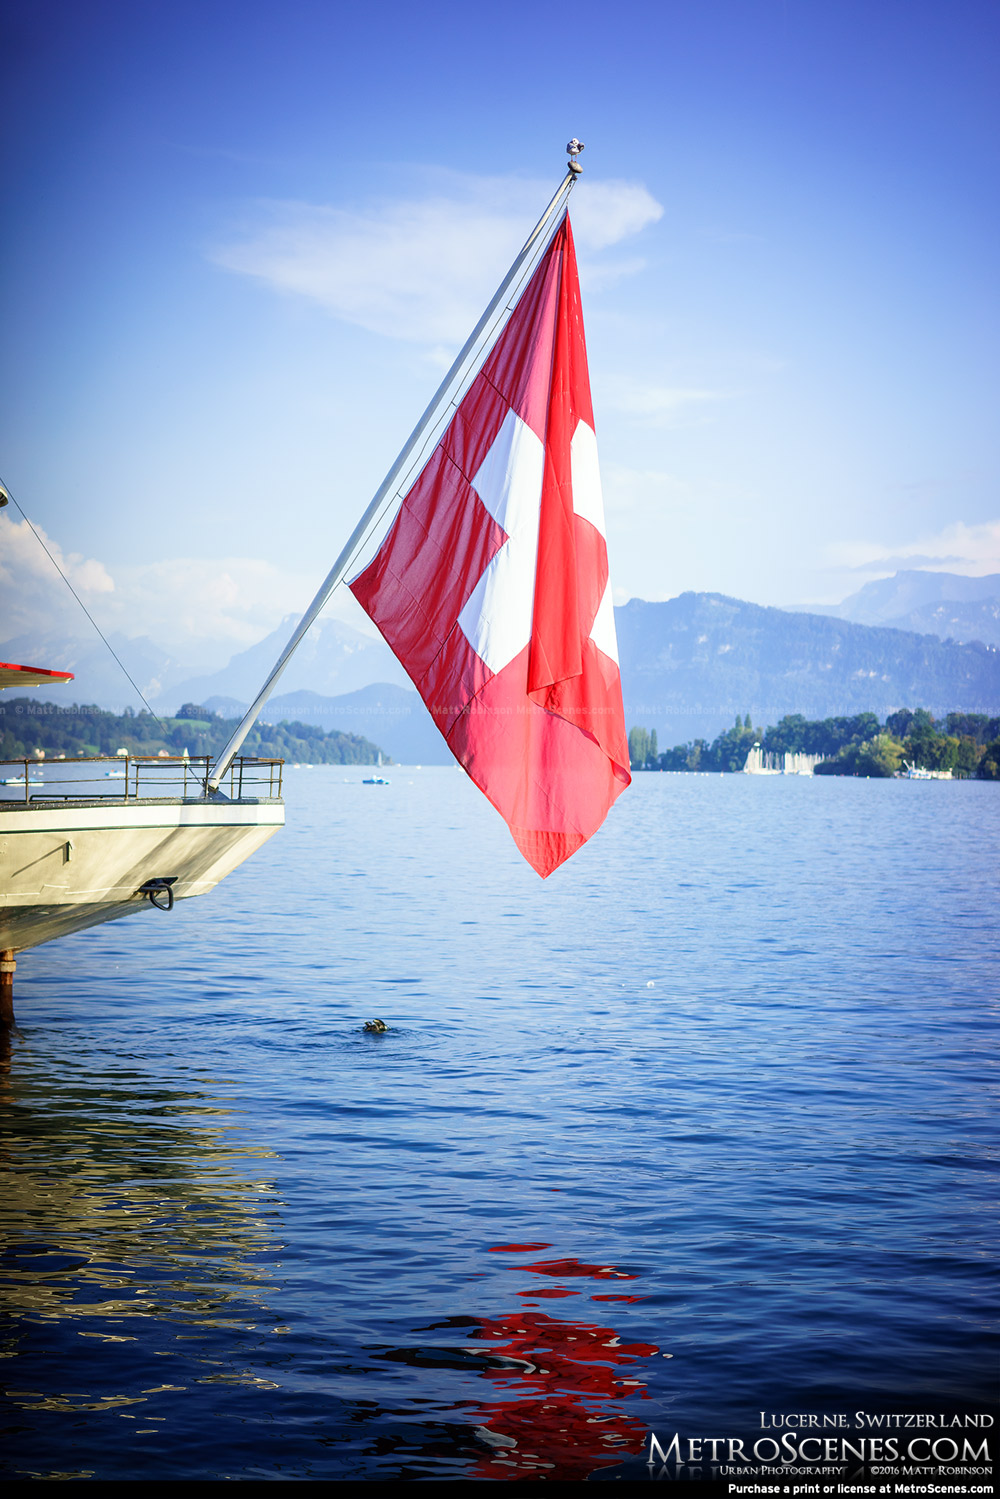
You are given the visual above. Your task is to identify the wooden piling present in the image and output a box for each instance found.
[0,949,15,1028]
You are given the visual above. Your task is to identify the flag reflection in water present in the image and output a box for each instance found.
[465,1243,659,1480]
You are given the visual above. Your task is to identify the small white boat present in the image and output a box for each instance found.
[902,761,953,780]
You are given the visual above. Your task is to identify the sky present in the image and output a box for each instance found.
[1,0,998,675]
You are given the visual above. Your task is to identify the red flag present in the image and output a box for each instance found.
[350,217,630,876]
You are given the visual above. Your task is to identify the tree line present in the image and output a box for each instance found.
[0,699,388,766]
[628,710,1000,779]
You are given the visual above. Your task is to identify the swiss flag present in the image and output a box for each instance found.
[350,217,630,876]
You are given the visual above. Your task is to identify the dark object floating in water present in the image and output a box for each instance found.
[363,1018,388,1033]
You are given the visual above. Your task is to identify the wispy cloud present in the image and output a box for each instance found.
[0,512,368,664]
[209,171,663,345]
[605,378,728,427]
[829,519,1000,578]
[569,181,664,250]
[0,513,114,598]
[112,555,325,651]
[0,513,115,640]
[601,464,693,513]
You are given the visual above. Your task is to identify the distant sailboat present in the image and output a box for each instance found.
[362,750,389,785]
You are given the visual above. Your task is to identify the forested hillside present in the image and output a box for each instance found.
[0,700,387,765]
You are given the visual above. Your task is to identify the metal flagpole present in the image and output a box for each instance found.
[208,146,583,792]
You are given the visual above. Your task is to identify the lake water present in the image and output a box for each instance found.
[2,769,997,1482]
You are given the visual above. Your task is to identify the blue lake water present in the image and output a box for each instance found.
[2,769,997,1481]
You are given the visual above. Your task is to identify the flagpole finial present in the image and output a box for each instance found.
[566,138,585,174]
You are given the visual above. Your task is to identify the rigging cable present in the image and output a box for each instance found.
[0,476,169,730]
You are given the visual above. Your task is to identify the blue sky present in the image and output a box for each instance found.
[2,0,997,670]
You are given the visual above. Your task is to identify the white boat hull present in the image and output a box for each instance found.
[0,797,284,953]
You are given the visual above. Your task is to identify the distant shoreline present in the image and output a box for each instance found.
[628,709,1000,779]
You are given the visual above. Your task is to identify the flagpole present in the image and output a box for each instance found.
[208,157,581,792]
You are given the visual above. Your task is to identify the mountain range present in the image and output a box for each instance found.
[0,627,193,713]
[792,569,1000,646]
[202,684,446,766]
[615,591,999,746]
[165,616,410,706]
[5,569,998,762]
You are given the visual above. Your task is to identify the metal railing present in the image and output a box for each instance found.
[0,754,283,804]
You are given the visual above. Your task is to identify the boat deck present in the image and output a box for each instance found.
[1,795,283,810]
[1,753,283,805]
[1,755,286,954]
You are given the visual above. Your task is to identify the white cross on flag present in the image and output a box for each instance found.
[350,217,631,876]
